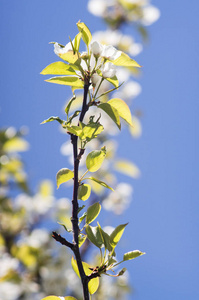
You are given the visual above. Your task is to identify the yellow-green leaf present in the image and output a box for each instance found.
[110,223,128,248]
[78,184,91,201]
[74,32,82,52]
[98,103,121,129]
[85,225,103,248]
[77,22,92,46]
[87,177,114,191]
[86,147,106,172]
[114,160,141,178]
[86,202,101,224]
[58,50,79,64]
[40,62,76,75]
[45,76,84,88]
[108,98,133,127]
[71,257,99,294]
[56,168,74,188]
[111,51,141,68]
[78,234,87,247]
[123,250,145,261]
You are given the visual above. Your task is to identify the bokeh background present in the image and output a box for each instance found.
[1,0,199,299]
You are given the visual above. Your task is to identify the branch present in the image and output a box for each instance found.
[52,231,74,250]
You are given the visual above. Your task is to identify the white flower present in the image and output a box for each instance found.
[90,41,103,56]
[54,41,72,56]
[91,73,101,87]
[87,0,107,17]
[101,45,121,60]
[141,5,161,26]
[101,62,116,78]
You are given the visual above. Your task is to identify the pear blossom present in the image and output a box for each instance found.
[90,41,103,56]
[101,62,116,78]
[101,45,121,60]
[54,41,72,56]
[141,5,160,26]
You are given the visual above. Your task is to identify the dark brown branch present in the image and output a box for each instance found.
[52,231,74,250]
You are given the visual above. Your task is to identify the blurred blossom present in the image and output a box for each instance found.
[113,80,142,101]
[141,5,161,26]
[88,0,109,17]
[103,225,114,235]
[0,282,22,300]
[20,229,50,248]
[103,183,133,214]
[0,253,19,277]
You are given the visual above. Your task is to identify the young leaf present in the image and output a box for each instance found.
[114,160,141,178]
[98,102,121,130]
[86,202,101,224]
[58,222,72,233]
[80,123,104,141]
[40,61,76,75]
[76,22,92,46]
[86,147,106,172]
[85,225,103,248]
[71,257,99,294]
[58,50,79,64]
[123,250,145,261]
[78,184,91,201]
[41,116,64,125]
[111,51,141,68]
[79,234,87,247]
[110,223,128,248]
[45,76,84,88]
[74,32,82,52]
[98,223,113,253]
[87,177,114,191]
[108,98,133,127]
[56,168,74,188]
[65,95,76,117]
[79,212,87,224]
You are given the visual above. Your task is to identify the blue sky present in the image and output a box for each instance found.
[1,1,199,299]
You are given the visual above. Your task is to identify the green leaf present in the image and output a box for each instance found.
[78,184,91,201]
[74,32,82,52]
[65,95,76,117]
[42,297,77,300]
[111,51,141,68]
[86,147,106,172]
[41,116,64,125]
[85,225,103,248]
[56,168,74,188]
[40,61,76,75]
[110,223,128,248]
[79,234,87,247]
[79,212,87,224]
[78,205,85,214]
[45,76,84,88]
[98,102,121,129]
[114,160,141,178]
[66,125,82,136]
[86,202,101,224]
[58,50,79,64]
[77,22,92,46]
[71,257,99,294]
[98,223,113,253]
[123,250,145,261]
[58,222,72,233]
[108,98,133,127]
[87,177,114,191]
[80,123,104,141]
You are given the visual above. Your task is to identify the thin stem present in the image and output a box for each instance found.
[71,83,90,300]
[79,170,89,182]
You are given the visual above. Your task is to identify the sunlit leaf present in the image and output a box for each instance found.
[74,32,82,52]
[58,50,79,64]
[98,223,113,253]
[123,250,145,261]
[108,98,133,127]
[56,168,74,188]
[78,184,91,201]
[86,202,101,224]
[85,225,103,248]
[41,116,64,125]
[80,123,104,141]
[110,223,128,248]
[45,76,84,88]
[77,22,92,46]
[86,147,106,172]
[87,177,114,191]
[40,62,76,75]
[71,257,99,294]
[114,160,141,178]
[111,51,141,68]
[65,95,76,117]
[79,234,87,247]
[98,102,121,129]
